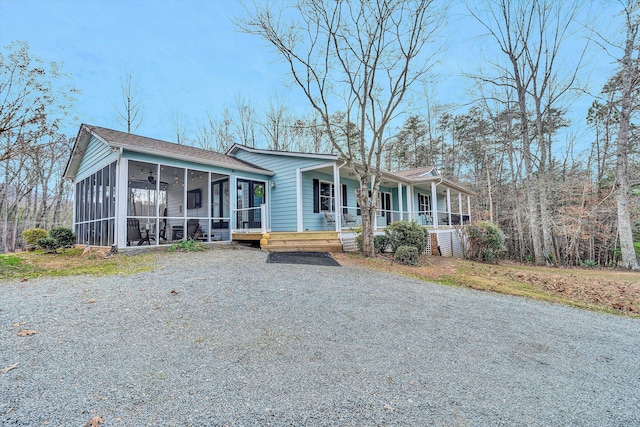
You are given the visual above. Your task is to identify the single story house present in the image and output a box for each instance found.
[63,124,473,255]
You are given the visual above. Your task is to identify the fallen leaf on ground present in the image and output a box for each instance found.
[0,364,18,374]
[85,299,96,304]
[170,290,179,295]
[84,415,104,427]
[11,322,27,327]
[17,330,36,336]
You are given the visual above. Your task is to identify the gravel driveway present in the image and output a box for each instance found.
[1,246,639,426]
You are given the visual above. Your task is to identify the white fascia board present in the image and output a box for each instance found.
[228,144,338,161]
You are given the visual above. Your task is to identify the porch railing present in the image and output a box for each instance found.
[338,206,469,229]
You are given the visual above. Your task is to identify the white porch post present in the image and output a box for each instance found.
[397,182,403,222]
[116,158,129,248]
[446,188,452,226]
[372,175,377,230]
[207,173,212,241]
[296,168,303,232]
[230,176,237,233]
[182,168,188,233]
[260,204,267,233]
[407,185,414,221]
[458,193,463,226]
[333,163,341,231]
[431,181,438,229]
[467,195,472,223]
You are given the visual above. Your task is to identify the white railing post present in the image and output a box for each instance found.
[447,188,452,227]
[261,204,267,233]
[397,182,403,222]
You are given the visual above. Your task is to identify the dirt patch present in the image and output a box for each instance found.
[334,253,640,317]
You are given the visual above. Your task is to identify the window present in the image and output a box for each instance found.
[319,181,334,212]
[418,194,431,213]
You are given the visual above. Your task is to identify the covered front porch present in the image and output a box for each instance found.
[295,163,472,233]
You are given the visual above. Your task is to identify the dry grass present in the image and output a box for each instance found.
[0,248,156,280]
[334,253,640,318]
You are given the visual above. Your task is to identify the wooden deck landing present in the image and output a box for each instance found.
[232,231,343,253]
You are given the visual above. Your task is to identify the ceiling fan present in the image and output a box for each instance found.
[148,174,168,185]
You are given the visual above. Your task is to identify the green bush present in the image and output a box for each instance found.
[384,220,429,254]
[166,239,208,252]
[463,221,506,264]
[353,226,391,254]
[395,245,419,265]
[635,242,640,259]
[373,235,390,254]
[48,227,76,249]
[353,226,364,252]
[36,237,59,253]
[22,228,49,245]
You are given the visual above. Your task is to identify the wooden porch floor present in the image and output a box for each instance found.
[232,231,343,253]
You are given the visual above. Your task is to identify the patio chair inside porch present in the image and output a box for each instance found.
[343,213,357,228]
[127,218,151,246]
[323,212,336,230]
[172,219,201,240]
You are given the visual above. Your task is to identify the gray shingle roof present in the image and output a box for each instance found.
[86,125,272,174]
[394,166,437,178]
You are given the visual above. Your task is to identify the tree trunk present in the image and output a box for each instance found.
[614,10,639,270]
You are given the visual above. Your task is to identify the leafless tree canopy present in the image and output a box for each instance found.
[237,0,445,255]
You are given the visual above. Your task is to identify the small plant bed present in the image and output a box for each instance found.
[0,249,155,281]
[334,253,640,318]
[165,239,209,252]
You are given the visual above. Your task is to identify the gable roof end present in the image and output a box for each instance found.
[64,125,274,180]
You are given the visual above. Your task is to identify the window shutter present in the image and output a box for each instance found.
[342,184,348,214]
[313,179,319,213]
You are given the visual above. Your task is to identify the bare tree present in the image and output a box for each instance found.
[169,111,190,145]
[0,41,77,161]
[234,95,257,147]
[612,0,640,269]
[261,96,292,151]
[115,70,143,133]
[238,0,444,255]
[469,0,586,265]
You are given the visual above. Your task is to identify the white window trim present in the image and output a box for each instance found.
[319,180,335,212]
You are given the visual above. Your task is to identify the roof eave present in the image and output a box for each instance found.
[228,143,339,161]
[111,143,275,176]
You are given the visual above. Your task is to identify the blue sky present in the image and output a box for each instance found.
[0,0,622,151]
[1,0,302,141]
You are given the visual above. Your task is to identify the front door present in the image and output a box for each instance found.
[211,178,229,229]
[236,179,266,229]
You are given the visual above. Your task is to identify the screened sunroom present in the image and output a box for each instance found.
[65,124,273,250]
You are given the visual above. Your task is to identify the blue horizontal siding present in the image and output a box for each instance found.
[76,136,118,182]
[234,150,335,232]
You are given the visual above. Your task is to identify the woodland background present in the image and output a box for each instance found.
[1,0,638,267]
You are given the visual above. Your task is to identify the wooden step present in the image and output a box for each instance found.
[264,243,343,252]
[261,231,343,253]
[267,231,339,240]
